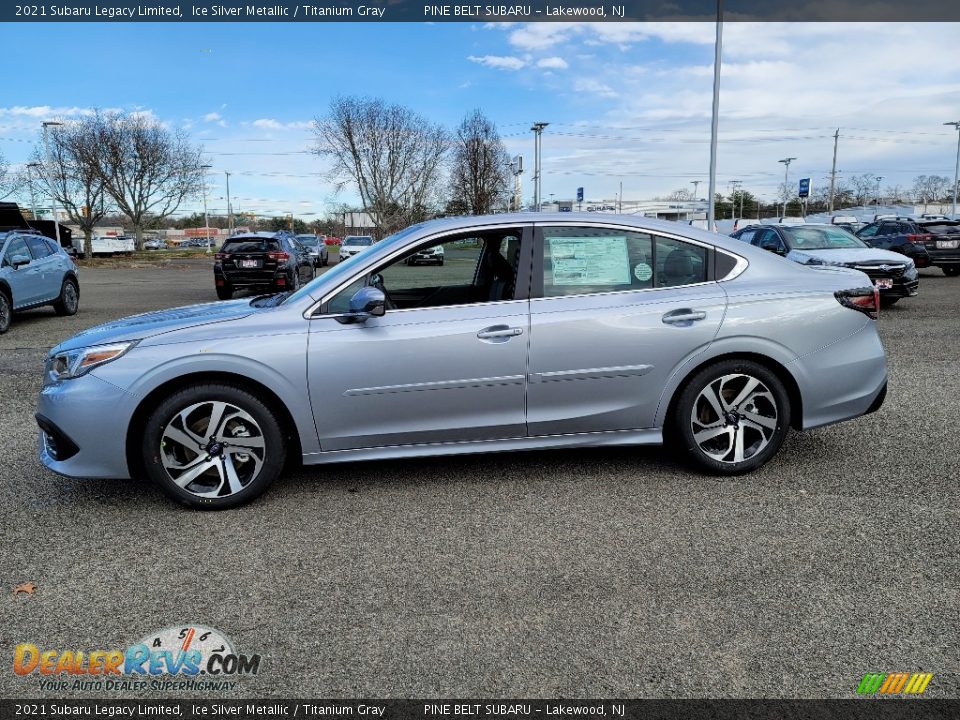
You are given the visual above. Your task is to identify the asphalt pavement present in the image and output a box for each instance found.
[0,261,957,699]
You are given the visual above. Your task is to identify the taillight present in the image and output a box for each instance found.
[215,252,226,260]
[267,251,290,261]
[906,234,932,243]
[835,287,879,320]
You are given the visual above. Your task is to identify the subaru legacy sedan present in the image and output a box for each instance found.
[37,214,888,509]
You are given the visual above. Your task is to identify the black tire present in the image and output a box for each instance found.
[0,291,11,334]
[942,266,960,277]
[291,270,301,291]
[438,258,444,266]
[142,383,286,510]
[880,297,900,308]
[216,284,233,300]
[53,277,80,316]
[672,359,791,475]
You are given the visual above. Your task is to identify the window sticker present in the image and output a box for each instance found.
[633,262,653,282]
[548,236,630,286]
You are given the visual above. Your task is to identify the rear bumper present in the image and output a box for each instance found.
[215,267,290,288]
[789,322,888,431]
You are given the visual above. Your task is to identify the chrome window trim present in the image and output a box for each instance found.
[304,222,532,320]
[529,281,718,304]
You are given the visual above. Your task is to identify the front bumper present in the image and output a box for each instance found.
[880,277,919,298]
[37,372,137,479]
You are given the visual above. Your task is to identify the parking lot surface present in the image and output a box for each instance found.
[1,262,957,698]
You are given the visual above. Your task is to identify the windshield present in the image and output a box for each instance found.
[345,236,373,246]
[280,223,428,305]
[783,226,867,250]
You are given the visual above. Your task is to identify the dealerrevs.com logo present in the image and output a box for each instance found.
[13,625,261,692]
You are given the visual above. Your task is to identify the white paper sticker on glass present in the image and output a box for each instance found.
[548,236,630,286]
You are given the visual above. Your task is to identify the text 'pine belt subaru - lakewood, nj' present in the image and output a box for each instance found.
[37,214,887,509]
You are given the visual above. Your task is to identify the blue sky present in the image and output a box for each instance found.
[3,21,959,219]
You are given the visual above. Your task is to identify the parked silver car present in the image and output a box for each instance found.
[1,230,80,334]
[37,214,887,509]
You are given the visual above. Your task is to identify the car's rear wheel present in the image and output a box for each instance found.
[53,277,79,316]
[943,266,960,277]
[880,296,900,308]
[216,284,233,300]
[673,359,791,475]
[142,384,286,510]
[0,291,11,334]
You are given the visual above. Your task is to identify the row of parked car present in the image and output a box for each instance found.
[726,215,958,308]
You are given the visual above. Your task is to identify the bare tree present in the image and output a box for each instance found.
[849,173,877,207]
[313,96,449,236]
[448,110,511,215]
[33,118,113,258]
[72,111,203,249]
[0,150,25,201]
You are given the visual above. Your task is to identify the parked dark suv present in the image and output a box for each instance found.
[213,231,315,300]
[855,218,959,274]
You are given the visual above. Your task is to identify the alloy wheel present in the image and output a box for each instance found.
[63,282,78,313]
[159,401,266,498]
[690,373,778,464]
[0,294,9,333]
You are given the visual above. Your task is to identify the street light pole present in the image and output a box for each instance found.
[875,176,884,212]
[42,121,64,247]
[945,121,960,218]
[778,157,796,217]
[690,180,701,201]
[706,0,723,231]
[531,122,549,211]
[200,164,212,253]
[224,171,233,234]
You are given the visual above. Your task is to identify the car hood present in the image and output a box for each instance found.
[51,299,256,354]
[788,247,910,266]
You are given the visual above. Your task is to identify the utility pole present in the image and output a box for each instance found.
[200,164,212,253]
[945,121,960,218]
[42,121,64,248]
[730,180,743,220]
[778,157,796,217]
[531,122,548,211]
[618,180,623,213]
[828,128,840,214]
[224,171,233,234]
[706,0,723,231]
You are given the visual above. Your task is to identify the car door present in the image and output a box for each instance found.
[526,223,727,436]
[306,225,533,451]
[2,234,42,308]
[25,236,61,302]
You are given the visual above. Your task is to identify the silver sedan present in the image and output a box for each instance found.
[37,214,887,509]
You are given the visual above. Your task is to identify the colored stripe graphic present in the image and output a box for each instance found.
[858,672,933,695]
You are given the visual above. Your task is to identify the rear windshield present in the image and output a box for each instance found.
[222,239,281,253]
[345,237,372,246]
[296,235,319,245]
[920,223,960,234]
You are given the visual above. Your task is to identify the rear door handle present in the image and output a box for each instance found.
[477,325,524,340]
[662,309,707,325]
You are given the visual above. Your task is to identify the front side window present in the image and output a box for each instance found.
[540,226,708,297]
[3,236,31,266]
[325,228,524,313]
[857,223,880,238]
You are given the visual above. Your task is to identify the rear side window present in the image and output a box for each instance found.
[26,236,53,259]
[221,239,280,253]
[541,226,707,297]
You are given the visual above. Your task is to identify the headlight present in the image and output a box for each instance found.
[48,341,138,381]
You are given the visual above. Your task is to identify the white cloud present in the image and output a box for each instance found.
[537,57,569,70]
[573,78,619,99]
[250,118,313,130]
[467,54,526,70]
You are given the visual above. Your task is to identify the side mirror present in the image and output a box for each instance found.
[760,240,785,256]
[339,286,386,324]
[11,254,31,269]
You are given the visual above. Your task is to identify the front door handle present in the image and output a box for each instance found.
[662,309,707,325]
[477,325,524,340]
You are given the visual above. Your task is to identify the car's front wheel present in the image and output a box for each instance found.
[142,384,286,509]
[942,266,960,277]
[0,291,11,334]
[53,277,79,316]
[673,359,791,475]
